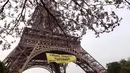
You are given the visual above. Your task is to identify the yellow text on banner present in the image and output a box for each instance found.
[46,53,76,64]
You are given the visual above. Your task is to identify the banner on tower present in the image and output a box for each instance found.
[46,53,76,64]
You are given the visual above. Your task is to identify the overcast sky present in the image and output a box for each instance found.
[0,8,130,73]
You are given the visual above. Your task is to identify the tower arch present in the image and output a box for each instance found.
[23,67,50,73]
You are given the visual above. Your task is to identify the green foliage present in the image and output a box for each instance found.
[107,62,121,73]
[120,67,130,73]
[0,61,8,73]
[107,59,130,73]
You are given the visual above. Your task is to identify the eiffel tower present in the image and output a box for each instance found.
[3,4,106,73]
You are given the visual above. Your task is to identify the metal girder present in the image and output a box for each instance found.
[3,27,106,73]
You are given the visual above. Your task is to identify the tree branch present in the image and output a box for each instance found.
[40,0,67,37]
[0,0,10,13]
[8,0,27,34]
[125,0,130,5]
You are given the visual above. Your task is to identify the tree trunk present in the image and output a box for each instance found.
[53,63,61,73]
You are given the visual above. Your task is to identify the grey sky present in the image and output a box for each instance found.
[0,8,130,73]
[81,9,130,67]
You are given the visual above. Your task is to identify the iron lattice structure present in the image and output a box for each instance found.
[3,5,106,73]
[3,27,106,73]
